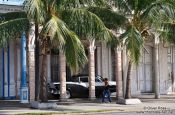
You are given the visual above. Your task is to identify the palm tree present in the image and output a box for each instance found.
[24,0,113,101]
[89,0,175,99]
[107,0,175,99]
[87,7,127,100]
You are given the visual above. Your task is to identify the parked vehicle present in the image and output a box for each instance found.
[47,75,116,99]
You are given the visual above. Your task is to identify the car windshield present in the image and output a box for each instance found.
[95,75,103,82]
[72,75,103,82]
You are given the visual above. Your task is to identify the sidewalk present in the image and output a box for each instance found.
[0,94,175,115]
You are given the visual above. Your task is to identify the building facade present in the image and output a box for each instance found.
[0,0,175,102]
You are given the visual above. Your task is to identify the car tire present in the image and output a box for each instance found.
[66,90,71,99]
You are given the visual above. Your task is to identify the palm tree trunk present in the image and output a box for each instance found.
[59,51,67,101]
[39,54,48,102]
[88,40,96,100]
[35,24,40,101]
[115,48,123,100]
[125,60,132,99]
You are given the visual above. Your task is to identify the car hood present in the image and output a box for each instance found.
[51,82,88,88]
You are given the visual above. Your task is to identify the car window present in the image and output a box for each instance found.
[72,77,79,82]
[80,77,88,82]
[95,77,102,82]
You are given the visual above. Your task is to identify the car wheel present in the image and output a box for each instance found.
[66,90,71,99]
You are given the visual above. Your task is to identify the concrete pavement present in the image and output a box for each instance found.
[0,94,175,114]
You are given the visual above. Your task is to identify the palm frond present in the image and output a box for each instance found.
[0,18,29,47]
[64,31,87,72]
[61,8,112,41]
[106,30,119,49]
[59,0,107,9]
[111,0,132,14]
[24,0,46,23]
[41,14,75,47]
[87,7,127,29]
[121,26,143,65]
[159,21,175,44]
[0,11,27,23]
[141,0,175,21]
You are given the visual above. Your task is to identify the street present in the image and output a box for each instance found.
[88,111,175,115]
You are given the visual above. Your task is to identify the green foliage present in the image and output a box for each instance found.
[64,31,87,72]
[24,0,113,72]
[0,12,29,47]
[121,26,143,65]
[58,0,107,9]
[108,0,175,64]
[61,9,111,41]
[88,7,127,29]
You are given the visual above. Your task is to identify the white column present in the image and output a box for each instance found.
[14,42,18,98]
[96,46,101,76]
[47,55,51,83]
[108,48,112,80]
[0,49,2,98]
[4,49,8,98]
[154,33,160,99]
[17,48,21,97]
[122,47,127,97]
[9,41,15,98]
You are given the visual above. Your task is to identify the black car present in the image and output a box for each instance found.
[47,75,116,99]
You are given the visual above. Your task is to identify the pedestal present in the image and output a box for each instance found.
[20,86,29,103]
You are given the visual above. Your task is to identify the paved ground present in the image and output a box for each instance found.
[0,94,175,115]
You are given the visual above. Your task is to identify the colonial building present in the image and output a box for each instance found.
[0,0,175,102]
[0,0,28,100]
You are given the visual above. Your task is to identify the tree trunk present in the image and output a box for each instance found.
[88,40,96,100]
[39,54,48,102]
[115,48,123,100]
[59,51,67,101]
[35,24,40,101]
[125,60,132,99]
